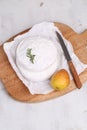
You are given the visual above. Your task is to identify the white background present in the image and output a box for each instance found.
[0,0,87,130]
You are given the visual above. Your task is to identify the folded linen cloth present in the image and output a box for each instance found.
[3,22,87,94]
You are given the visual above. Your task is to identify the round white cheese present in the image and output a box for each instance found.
[16,36,60,81]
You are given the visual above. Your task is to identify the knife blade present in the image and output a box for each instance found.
[56,31,82,89]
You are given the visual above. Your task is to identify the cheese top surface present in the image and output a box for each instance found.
[16,37,60,81]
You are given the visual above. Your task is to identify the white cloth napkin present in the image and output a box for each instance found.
[3,22,87,94]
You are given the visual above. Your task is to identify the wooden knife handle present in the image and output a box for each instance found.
[68,61,82,89]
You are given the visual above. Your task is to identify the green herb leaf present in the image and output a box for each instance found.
[26,48,35,64]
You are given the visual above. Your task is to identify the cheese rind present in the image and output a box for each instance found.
[16,37,60,81]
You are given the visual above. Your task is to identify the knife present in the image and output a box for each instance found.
[56,31,82,89]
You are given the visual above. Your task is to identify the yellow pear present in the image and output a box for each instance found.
[50,69,70,90]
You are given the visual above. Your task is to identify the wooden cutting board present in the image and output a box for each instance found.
[0,22,87,103]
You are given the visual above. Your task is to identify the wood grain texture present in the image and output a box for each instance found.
[0,22,87,102]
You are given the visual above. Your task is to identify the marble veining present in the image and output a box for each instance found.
[0,0,87,130]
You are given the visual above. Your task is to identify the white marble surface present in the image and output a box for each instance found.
[0,0,87,130]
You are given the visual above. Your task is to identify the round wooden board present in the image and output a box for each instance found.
[0,22,87,103]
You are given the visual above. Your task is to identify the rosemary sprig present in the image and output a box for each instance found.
[26,48,35,64]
